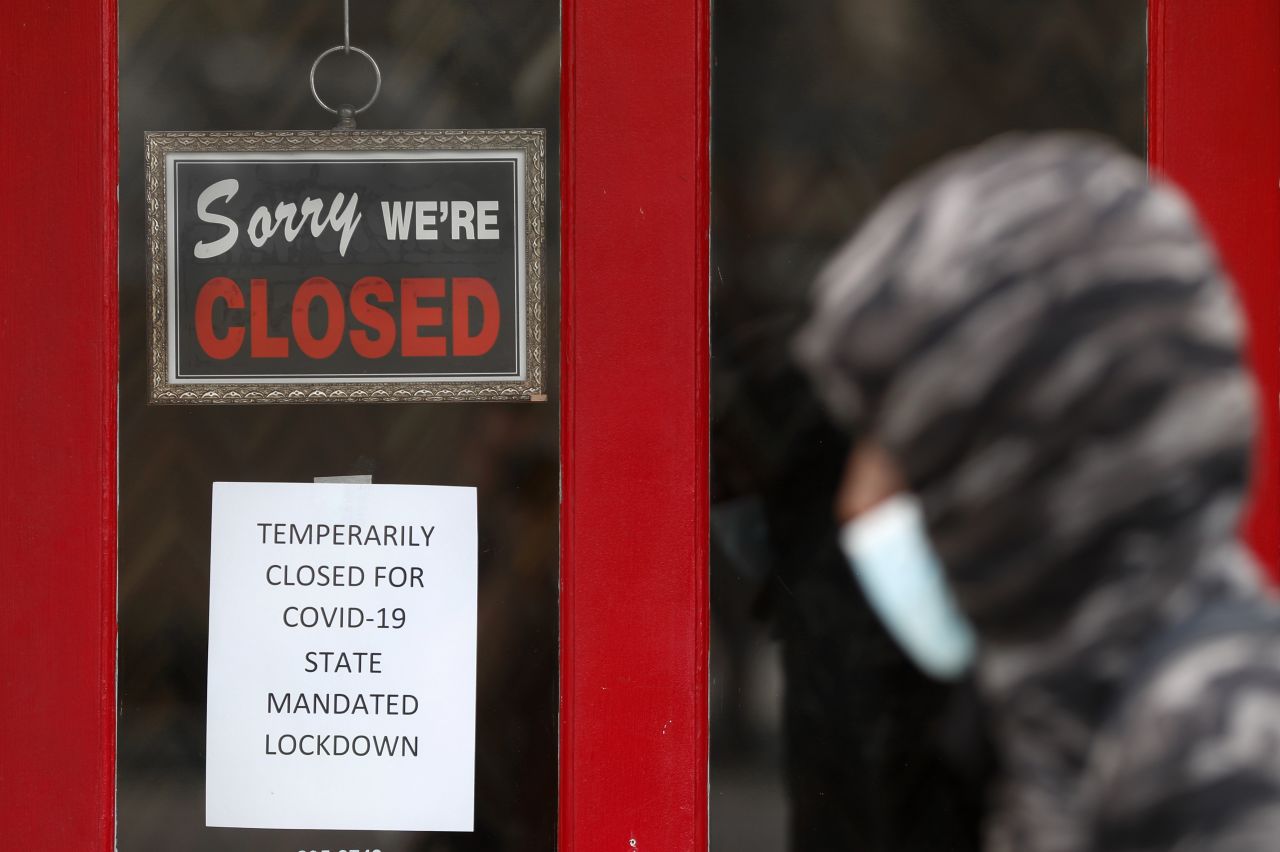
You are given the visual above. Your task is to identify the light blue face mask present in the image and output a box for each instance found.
[838,494,978,681]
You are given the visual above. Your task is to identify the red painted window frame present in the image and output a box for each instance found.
[558,0,710,850]
[1148,0,1280,577]
[2,0,1273,849]
[0,2,119,848]
[0,0,709,848]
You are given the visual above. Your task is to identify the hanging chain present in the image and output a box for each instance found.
[343,0,351,54]
[310,0,382,127]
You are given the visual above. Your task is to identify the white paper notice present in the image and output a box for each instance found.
[205,481,477,832]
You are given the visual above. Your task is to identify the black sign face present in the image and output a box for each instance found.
[146,131,545,403]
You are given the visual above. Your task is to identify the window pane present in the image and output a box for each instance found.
[117,3,560,850]
[710,3,1146,849]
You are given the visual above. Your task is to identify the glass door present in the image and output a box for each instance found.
[3,0,708,845]
[708,3,1168,850]
[116,2,560,849]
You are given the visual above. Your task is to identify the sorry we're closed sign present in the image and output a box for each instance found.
[145,130,545,403]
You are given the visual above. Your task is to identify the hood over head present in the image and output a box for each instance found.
[796,133,1258,646]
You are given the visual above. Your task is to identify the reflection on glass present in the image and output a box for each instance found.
[118,2,559,850]
[710,2,1145,850]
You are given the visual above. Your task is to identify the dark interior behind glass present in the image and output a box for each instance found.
[710,2,1146,849]
[117,2,560,850]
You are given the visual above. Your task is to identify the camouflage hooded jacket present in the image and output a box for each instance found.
[796,133,1280,852]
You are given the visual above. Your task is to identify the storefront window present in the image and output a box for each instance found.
[710,2,1146,849]
[117,3,559,850]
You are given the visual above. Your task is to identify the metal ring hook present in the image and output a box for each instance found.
[309,44,382,115]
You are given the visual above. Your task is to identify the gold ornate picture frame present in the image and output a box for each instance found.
[145,129,546,404]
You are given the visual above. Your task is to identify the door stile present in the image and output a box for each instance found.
[559,0,712,849]
[0,0,118,847]
[1148,0,1280,575]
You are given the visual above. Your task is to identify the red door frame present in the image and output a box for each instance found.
[0,1,119,848]
[1148,0,1280,576]
[0,0,1273,849]
[559,0,710,849]
[0,0,710,848]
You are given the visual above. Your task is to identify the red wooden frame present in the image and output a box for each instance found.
[559,0,710,848]
[0,0,710,848]
[1148,0,1280,576]
[0,0,118,847]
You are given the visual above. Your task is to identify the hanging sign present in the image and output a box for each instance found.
[145,130,545,403]
[205,481,477,831]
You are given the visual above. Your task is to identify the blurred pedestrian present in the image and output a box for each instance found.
[796,133,1280,852]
